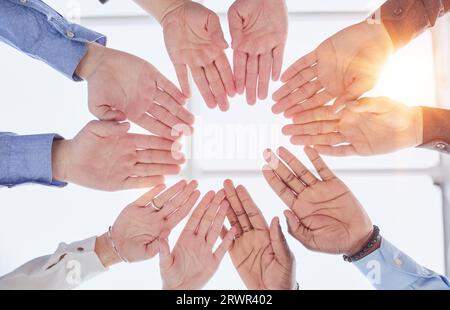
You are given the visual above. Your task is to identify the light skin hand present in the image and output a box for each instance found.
[110,180,200,263]
[95,180,200,267]
[223,180,295,290]
[262,146,373,255]
[282,97,423,156]
[159,190,237,290]
[161,1,236,111]
[272,21,394,117]
[228,0,288,104]
[52,120,185,191]
[76,43,193,139]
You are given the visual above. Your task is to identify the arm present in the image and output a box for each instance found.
[0,0,106,81]
[355,237,450,290]
[375,0,450,50]
[0,132,66,188]
[418,106,450,153]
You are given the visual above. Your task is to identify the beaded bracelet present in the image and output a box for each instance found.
[343,225,381,263]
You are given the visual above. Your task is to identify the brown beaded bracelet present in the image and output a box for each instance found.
[343,225,381,263]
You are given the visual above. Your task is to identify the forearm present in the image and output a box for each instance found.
[132,0,190,24]
[373,0,450,49]
[0,0,106,80]
[417,106,450,153]
[0,236,112,290]
[0,133,66,188]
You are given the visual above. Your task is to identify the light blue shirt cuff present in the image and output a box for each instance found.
[0,133,67,188]
[354,237,450,290]
[1,0,106,81]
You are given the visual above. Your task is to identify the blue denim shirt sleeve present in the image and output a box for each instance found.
[0,132,67,188]
[0,0,107,81]
[354,237,450,290]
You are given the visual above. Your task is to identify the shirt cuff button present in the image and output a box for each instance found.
[77,247,84,252]
[66,31,75,39]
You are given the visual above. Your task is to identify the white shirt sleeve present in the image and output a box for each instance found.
[0,236,107,290]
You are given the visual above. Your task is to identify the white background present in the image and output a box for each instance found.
[0,0,445,289]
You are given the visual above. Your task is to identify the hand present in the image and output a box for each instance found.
[262,146,373,255]
[99,180,200,265]
[76,44,193,139]
[52,120,184,191]
[159,190,237,290]
[282,97,423,156]
[223,180,295,290]
[272,21,394,117]
[228,0,288,104]
[161,2,235,111]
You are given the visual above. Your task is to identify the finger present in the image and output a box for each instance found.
[166,190,201,228]
[136,149,185,165]
[132,184,167,207]
[159,180,199,217]
[206,201,229,246]
[134,114,178,141]
[131,134,179,151]
[246,55,258,105]
[236,185,269,230]
[314,145,357,157]
[269,217,292,264]
[233,51,247,95]
[156,72,187,104]
[263,149,305,194]
[174,64,191,98]
[272,66,317,103]
[158,238,173,270]
[272,45,285,81]
[303,146,337,181]
[282,121,339,136]
[272,79,322,114]
[133,163,181,177]
[152,180,187,208]
[262,167,296,209]
[154,90,195,125]
[281,51,317,82]
[197,191,225,237]
[184,191,215,232]
[277,146,318,186]
[191,66,216,109]
[291,106,339,124]
[215,53,236,97]
[258,53,272,100]
[214,226,237,261]
[226,205,243,237]
[284,90,334,118]
[86,120,130,138]
[290,133,346,146]
[205,63,229,111]
[122,176,165,190]
[147,103,189,133]
[223,179,252,232]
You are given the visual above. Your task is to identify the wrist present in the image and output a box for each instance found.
[344,225,381,262]
[160,0,190,26]
[411,106,424,146]
[52,139,71,183]
[95,233,122,268]
[75,43,107,80]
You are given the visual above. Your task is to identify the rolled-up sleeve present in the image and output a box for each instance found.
[0,132,67,188]
[0,0,107,81]
[0,237,106,290]
[354,238,450,290]
[373,0,450,49]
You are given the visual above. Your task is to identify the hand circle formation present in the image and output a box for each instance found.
[3,0,450,291]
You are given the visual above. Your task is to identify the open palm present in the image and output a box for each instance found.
[223,180,295,290]
[263,146,373,255]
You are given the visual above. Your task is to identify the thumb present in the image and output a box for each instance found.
[158,238,173,270]
[90,104,127,121]
[345,97,390,114]
[207,12,228,49]
[269,217,291,265]
[335,77,377,106]
[86,120,130,138]
[227,8,243,50]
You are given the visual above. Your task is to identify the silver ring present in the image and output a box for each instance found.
[146,200,162,211]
